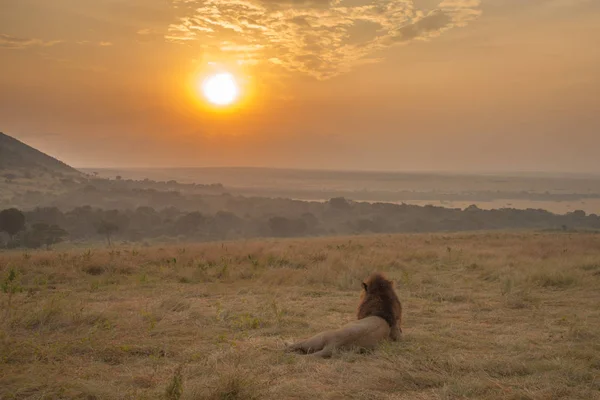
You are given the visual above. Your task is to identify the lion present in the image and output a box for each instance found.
[285,273,402,358]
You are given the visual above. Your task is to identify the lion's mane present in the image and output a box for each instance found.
[357,272,402,338]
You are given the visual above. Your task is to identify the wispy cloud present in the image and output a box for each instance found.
[0,34,61,50]
[166,0,482,79]
[1,34,115,50]
[76,40,114,47]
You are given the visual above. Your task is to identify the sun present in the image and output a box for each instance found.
[201,72,240,106]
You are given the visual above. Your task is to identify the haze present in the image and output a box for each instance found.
[1,0,599,173]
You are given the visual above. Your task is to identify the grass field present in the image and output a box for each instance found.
[1,232,599,399]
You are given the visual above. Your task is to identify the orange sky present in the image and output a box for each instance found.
[1,0,599,173]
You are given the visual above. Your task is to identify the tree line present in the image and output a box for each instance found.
[1,197,599,249]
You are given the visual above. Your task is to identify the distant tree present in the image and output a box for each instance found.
[292,218,307,235]
[268,216,292,237]
[24,223,68,249]
[96,220,119,246]
[174,212,207,235]
[465,204,480,212]
[328,197,351,211]
[300,212,319,230]
[356,218,381,233]
[115,175,122,180]
[0,208,26,240]
[27,207,65,226]
[136,206,157,215]
[214,211,242,235]
[570,210,586,219]
[3,173,17,183]
[268,216,307,237]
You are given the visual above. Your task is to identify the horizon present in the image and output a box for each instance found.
[81,165,600,180]
[4,130,600,179]
[2,1,600,173]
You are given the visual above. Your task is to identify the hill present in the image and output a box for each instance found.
[0,132,80,176]
[0,132,85,207]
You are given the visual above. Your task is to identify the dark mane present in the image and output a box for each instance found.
[357,272,401,329]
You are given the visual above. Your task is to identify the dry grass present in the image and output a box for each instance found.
[1,231,600,399]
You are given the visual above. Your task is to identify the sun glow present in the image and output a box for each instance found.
[201,72,240,106]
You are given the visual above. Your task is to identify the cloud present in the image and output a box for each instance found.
[1,34,115,50]
[77,41,115,47]
[166,0,481,79]
[0,34,61,50]
[392,10,452,42]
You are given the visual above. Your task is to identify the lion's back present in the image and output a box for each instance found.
[330,316,390,350]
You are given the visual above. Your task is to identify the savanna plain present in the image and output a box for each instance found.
[1,232,599,400]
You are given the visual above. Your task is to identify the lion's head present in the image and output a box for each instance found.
[357,272,402,334]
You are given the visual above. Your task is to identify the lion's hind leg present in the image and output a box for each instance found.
[310,345,334,358]
[285,341,315,354]
[285,332,327,354]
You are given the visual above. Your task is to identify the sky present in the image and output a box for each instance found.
[1,0,599,173]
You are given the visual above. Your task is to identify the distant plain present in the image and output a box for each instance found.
[86,167,600,215]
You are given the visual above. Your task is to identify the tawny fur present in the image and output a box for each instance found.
[357,272,403,341]
[286,272,403,358]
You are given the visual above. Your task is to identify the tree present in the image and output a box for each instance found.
[0,208,26,240]
[301,212,319,230]
[268,216,291,237]
[328,197,352,211]
[213,211,243,237]
[268,216,307,237]
[96,220,119,246]
[3,173,17,183]
[174,212,207,236]
[24,223,68,249]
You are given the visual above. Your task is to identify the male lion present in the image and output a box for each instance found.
[285,273,402,358]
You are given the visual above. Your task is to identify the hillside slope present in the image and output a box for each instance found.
[0,132,85,208]
[0,132,80,176]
